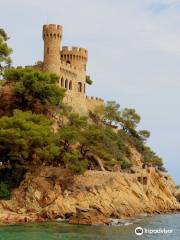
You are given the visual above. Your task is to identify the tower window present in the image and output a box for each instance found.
[78,82,82,92]
[61,77,64,87]
[47,48,49,54]
[69,81,72,90]
[65,79,68,89]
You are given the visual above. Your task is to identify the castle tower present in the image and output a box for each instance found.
[60,46,88,72]
[42,24,63,74]
[40,23,103,116]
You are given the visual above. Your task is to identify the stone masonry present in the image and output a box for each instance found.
[42,24,104,115]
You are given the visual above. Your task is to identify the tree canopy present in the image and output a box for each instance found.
[1,68,65,114]
[0,27,164,174]
[0,28,12,75]
[0,110,59,167]
[0,27,166,200]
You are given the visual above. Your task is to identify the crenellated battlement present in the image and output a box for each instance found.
[43,24,62,30]
[61,46,87,54]
[60,46,88,60]
[85,96,104,112]
[60,45,88,71]
[86,96,104,102]
[43,24,63,40]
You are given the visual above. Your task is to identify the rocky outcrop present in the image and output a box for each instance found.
[0,166,179,225]
[69,207,109,225]
[174,188,180,203]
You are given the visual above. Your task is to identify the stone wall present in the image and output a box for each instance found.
[59,60,86,99]
[85,96,104,112]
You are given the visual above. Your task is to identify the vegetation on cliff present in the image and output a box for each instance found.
[0,28,12,75]
[86,75,93,85]
[1,68,65,116]
[0,28,164,199]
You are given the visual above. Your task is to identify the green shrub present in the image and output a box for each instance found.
[63,151,88,174]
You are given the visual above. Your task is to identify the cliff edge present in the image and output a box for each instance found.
[0,165,179,225]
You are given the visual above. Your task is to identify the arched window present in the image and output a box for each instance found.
[69,81,72,90]
[66,60,71,64]
[84,83,86,93]
[65,79,68,89]
[47,47,49,54]
[61,77,64,87]
[78,82,82,92]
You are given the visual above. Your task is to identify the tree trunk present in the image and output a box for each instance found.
[86,152,105,171]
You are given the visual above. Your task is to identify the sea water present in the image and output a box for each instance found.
[0,214,180,240]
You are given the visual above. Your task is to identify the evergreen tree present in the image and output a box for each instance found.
[2,68,65,114]
[0,110,59,167]
[0,28,12,75]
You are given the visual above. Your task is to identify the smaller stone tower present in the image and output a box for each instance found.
[43,24,63,74]
[60,47,88,72]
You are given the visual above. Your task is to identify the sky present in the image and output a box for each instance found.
[0,0,180,183]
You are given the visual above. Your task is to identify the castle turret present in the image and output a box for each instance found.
[43,24,63,74]
[40,23,103,116]
[60,46,88,71]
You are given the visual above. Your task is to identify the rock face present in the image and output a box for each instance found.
[0,165,179,225]
[69,207,109,225]
[174,188,180,203]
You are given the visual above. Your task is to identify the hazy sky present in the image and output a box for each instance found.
[0,0,180,183]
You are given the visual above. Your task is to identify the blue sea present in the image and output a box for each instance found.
[0,214,180,240]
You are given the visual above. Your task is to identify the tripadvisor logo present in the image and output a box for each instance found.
[135,227,143,236]
[135,226,173,235]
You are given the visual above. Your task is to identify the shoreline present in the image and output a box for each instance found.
[0,207,180,226]
[0,168,180,226]
[0,209,180,227]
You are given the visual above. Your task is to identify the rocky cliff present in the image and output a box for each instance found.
[0,164,179,225]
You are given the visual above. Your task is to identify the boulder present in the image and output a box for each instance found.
[69,207,109,225]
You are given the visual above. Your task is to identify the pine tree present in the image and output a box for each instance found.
[0,28,12,75]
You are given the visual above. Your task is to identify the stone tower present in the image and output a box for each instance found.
[41,23,104,115]
[43,24,63,74]
[60,46,88,72]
